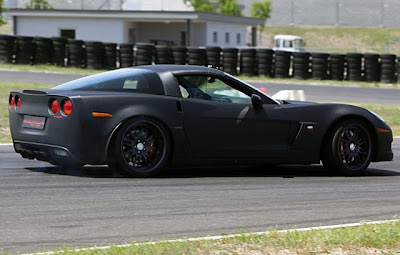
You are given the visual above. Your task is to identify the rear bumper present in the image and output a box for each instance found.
[13,140,83,167]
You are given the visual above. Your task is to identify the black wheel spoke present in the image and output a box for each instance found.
[338,124,371,169]
[120,121,166,172]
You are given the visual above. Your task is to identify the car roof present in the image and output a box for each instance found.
[274,35,303,40]
[133,64,225,76]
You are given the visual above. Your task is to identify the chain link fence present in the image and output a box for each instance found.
[266,0,400,28]
[15,0,124,10]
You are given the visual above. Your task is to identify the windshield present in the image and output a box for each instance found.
[52,68,165,95]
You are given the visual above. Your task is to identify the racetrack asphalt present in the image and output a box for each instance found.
[1,70,400,105]
[0,139,399,254]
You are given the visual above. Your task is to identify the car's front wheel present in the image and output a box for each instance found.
[113,117,170,177]
[321,119,373,176]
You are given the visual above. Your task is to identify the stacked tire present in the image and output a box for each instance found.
[171,46,187,65]
[292,52,310,79]
[311,53,329,80]
[155,45,173,64]
[330,54,345,81]
[363,53,380,82]
[205,46,221,68]
[274,51,291,78]
[103,43,117,70]
[346,53,363,81]
[222,48,238,75]
[33,37,52,65]
[0,35,16,64]
[51,37,67,66]
[256,48,273,77]
[240,48,257,76]
[15,36,34,64]
[135,43,154,66]
[119,43,134,68]
[85,41,105,70]
[67,39,85,68]
[380,54,397,83]
[188,47,207,66]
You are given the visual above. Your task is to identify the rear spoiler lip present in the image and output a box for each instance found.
[22,90,49,95]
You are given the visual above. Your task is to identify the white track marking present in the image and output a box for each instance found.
[24,219,399,255]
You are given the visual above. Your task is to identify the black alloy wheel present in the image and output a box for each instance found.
[322,119,372,176]
[114,118,170,177]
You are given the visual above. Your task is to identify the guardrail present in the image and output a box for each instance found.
[0,34,399,83]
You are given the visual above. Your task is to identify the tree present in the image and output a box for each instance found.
[183,0,214,13]
[26,0,53,10]
[251,1,272,20]
[0,0,6,26]
[217,0,242,16]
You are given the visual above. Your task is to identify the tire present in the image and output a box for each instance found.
[112,117,171,177]
[321,119,372,176]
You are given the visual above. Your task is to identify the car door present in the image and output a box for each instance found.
[176,74,290,159]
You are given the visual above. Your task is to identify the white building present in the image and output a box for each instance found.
[7,9,263,47]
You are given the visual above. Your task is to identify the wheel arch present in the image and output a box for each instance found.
[105,115,175,166]
[319,114,378,161]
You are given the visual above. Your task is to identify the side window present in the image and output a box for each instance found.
[274,39,280,47]
[176,75,251,104]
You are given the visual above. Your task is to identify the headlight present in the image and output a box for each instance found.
[368,110,385,122]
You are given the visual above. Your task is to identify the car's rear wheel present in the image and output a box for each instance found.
[113,117,170,177]
[321,119,372,176]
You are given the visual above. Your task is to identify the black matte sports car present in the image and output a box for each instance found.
[9,65,393,177]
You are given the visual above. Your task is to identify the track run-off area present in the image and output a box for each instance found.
[0,70,399,254]
[0,138,399,254]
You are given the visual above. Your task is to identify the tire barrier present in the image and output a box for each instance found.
[171,46,187,65]
[15,36,34,64]
[67,39,85,68]
[85,41,105,70]
[119,43,134,68]
[51,37,67,66]
[222,48,238,75]
[330,54,345,81]
[155,45,173,64]
[135,43,154,66]
[257,48,273,77]
[364,53,380,82]
[311,53,329,80]
[240,48,257,76]
[205,46,221,68]
[380,54,397,83]
[0,35,16,64]
[103,43,117,70]
[33,37,52,65]
[346,53,363,81]
[274,51,291,78]
[292,52,310,79]
[188,47,207,66]
[2,33,400,83]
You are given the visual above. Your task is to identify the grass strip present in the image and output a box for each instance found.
[37,220,400,255]
[1,82,399,143]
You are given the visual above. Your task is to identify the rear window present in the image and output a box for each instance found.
[52,68,164,95]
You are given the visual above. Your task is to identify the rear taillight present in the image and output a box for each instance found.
[16,97,21,110]
[62,100,72,116]
[9,96,15,109]
[50,99,59,114]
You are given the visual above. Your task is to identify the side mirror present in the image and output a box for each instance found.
[251,94,263,110]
